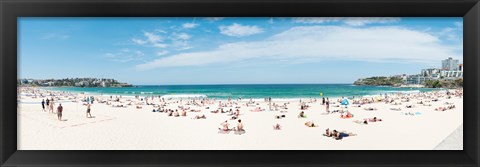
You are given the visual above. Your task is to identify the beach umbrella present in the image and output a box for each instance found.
[341,99,349,106]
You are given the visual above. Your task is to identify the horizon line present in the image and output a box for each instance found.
[133,83,354,86]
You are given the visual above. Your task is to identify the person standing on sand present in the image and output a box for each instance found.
[46,98,50,108]
[41,99,45,111]
[86,103,92,118]
[326,100,330,113]
[322,97,325,105]
[49,98,55,113]
[57,103,63,121]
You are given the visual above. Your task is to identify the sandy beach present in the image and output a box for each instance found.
[17,87,463,150]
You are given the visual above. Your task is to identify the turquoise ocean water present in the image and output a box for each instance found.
[43,84,441,100]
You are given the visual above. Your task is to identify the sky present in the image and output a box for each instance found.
[18,17,463,85]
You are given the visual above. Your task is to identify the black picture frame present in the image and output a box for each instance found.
[1,0,479,166]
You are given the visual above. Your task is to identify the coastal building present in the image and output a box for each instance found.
[406,75,432,85]
[440,70,463,78]
[421,68,441,77]
[441,57,459,71]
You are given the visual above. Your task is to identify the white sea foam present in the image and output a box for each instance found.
[161,94,208,99]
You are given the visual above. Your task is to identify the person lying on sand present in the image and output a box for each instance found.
[250,107,264,112]
[390,108,401,111]
[364,107,377,111]
[112,104,125,108]
[330,109,340,113]
[273,123,281,130]
[298,111,307,118]
[275,115,286,119]
[405,105,415,108]
[332,130,357,140]
[193,114,206,119]
[304,121,317,127]
[401,112,415,116]
[353,120,368,125]
[136,106,142,109]
[340,112,354,119]
[365,117,382,122]
[324,128,333,136]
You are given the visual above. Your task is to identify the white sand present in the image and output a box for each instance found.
[17,88,463,150]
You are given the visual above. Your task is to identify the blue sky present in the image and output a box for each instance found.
[19,17,463,85]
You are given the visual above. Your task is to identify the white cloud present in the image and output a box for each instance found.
[182,23,199,29]
[144,32,162,43]
[132,31,167,48]
[176,33,191,40]
[204,17,225,21]
[156,51,169,56]
[435,22,463,41]
[135,25,461,71]
[104,49,145,63]
[219,23,264,37]
[153,43,167,48]
[132,38,147,45]
[292,17,401,26]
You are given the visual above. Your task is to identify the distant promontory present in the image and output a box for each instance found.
[18,78,133,87]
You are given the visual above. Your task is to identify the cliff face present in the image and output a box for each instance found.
[353,77,404,87]
[424,79,463,88]
[354,77,463,89]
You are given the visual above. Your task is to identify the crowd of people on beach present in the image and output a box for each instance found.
[18,87,463,140]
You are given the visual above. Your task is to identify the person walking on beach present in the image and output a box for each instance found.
[57,103,63,121]
[41,99,45,111]
[46,98,50,108]
[326,100,330,113]
[86,103,92,118]
[322,97,325,105]
[49,98,55,113]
